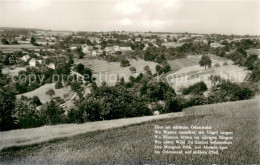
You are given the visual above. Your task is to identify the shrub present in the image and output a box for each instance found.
[182,82,208,95]
[223,62,228,65]
[41,100,65,124]
[214,63,220,67]
[120,59,130,67]
[46,89,55,97]
[129,66,136,73]
[208,81,255,103]
[55,81,63,89]
[142,81,176,102]
[183,95,207,108]
[249,68,260,82]
[0,88,16,131]
[15,102,42,129]
[165,97,183,113]
[31,96,42,106]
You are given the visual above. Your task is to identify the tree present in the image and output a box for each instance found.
[0,68,2,78]
[144,65,152,76]
[236,47,247,57]
[30,37,36,45]
[1,38,9,45]
[31,96,42,106]
[144,50,156,61]
[182,82,208,95]
[46,89,55,97]
[120,59,130,67]
[249,68,260,82]
[75,63,85,74]
[129,66,136,73]
[0,88,16,131]
[43,100,65,124]
[199,55,212,69]
[55,81,63,89]
[244,54,258,70]
[156,65,162,74]
[15,102,42,129]
[142,81,176,102]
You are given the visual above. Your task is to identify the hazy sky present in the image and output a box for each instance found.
[1,0,260,35]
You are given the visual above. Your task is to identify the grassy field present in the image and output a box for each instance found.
[2,66,27,75]
[246,48,260,58]
[167,54,230,74]
[167,58,199,73]
[164,55,248,93]
[0,96,259,164]
[77,58,157,86]
[16,83,74,104]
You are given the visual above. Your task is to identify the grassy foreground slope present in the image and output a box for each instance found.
[0,97,259,164]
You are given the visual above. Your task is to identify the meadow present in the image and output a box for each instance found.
[16,83,74,104]
[0,96,259,164]
[164,55,248,93]
[77,58,157,85]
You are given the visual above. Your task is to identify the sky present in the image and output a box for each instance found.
[0,0,260,35]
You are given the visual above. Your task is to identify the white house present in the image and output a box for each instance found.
[70,46,78,50]
[92,50,97,56]
[37,60,43,64]
[29,58,36,67]
[135,38,142,42]
[143,44,149,51]
[210,43,224,48]
[113,46,121,52]
[48,63,56,70]
[21,55,30,62]
[81,44,93,54]
[120,47,132,52]
[34,53,41,57]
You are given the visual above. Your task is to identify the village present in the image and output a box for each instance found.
[0,28,259,113]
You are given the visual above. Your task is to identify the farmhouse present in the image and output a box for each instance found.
[47,63,56,70]
[70,44,81,50]
[104,47,116,54]
[120,47,132,52]
[96,49,103,55]
[34,53,41,57]
[37,60,43,64]
[36,39,48,45]
[92,50,97,56]
[21,55,30,62]
[143,44,149,50]
[143,39,150,42]
[81,44,93,54]
[210,43,224,48]
[29,58,36,67]
[113,46,121,52]
[135,38,142,42]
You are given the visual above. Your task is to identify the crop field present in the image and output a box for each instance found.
[16,83,74,104]
[0,96,259,164]
[77,58,157,85]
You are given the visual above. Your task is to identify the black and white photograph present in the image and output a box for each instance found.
[0,0,259,164]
